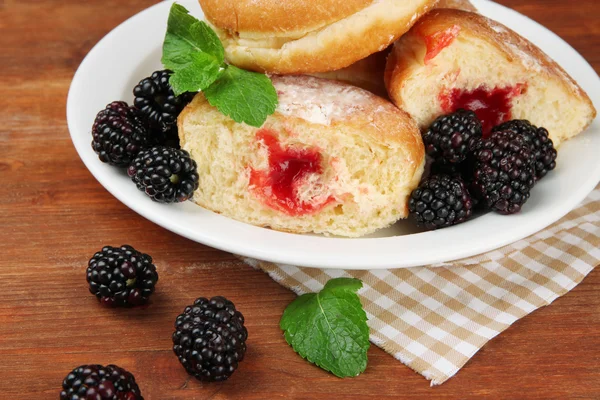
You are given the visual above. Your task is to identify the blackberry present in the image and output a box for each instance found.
[133,70,195,147]
[92,101,150,167]
[430,160,463,177]
[128,147,199,203]
[408,174,474,230]
[60,364,143,400]
[173,296,248,382]
[492,120,557,180]
[471,130,536,215]
[87,245,158,307]
[423,109,483,164]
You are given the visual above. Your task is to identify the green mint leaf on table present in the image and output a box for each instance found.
[204,65,278,128]
[162,3,224,94]
[161,3,278,126]
[280,278,370,378]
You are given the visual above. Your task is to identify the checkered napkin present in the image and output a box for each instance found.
[243,185,600,385]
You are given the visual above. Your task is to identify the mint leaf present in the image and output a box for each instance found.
[280,278,370,378]
[161,4,278,126]
[168,52,222,95]
[162,3,224,94]
[162,3,224,64]
[204,65,278,127]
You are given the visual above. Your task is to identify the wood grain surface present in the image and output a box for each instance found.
[1,0,599,398]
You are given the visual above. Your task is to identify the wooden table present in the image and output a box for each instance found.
[1,0,599,398]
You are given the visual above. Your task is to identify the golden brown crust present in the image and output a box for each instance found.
[385,9,596,127]
[201,0,439,74]
[199,0,373,35]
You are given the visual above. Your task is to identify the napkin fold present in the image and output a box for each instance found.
[243,185,600,385]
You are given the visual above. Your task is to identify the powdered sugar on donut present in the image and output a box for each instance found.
[273,76,380,125]
[488,20,543,72]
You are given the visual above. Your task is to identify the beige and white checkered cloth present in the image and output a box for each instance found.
[243,185,600,385]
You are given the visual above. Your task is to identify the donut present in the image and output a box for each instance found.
[178,76,425,237]
[198,0,439,74]
[384,9,596,145]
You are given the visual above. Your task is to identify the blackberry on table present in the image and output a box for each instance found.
[470,130,536,215]
[408,174,474,230]
[133,70,195,147]
[173,296,248,382]
[423,109,483,164]
[492,120,557,180]
[87,245,158,307]
[60,364,143,400]
[128,147,199,204]
[91,101,150,167]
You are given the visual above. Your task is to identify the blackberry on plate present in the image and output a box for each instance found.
[87,245,158,307]
[128,147,199,204]
[60,364,143,400]
[92,101,150,167]
[173,296,248,382]
[408,174,474,230]
[430,159,468,178]
[133,70,195,147]
[423,109,483,164]
[470,130,536,215]
[492,120,557,180]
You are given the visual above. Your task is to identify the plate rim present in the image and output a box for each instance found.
[67,0,600,270]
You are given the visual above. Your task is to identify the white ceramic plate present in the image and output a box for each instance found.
[67,0,600,269]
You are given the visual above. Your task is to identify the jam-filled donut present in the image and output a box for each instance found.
[178,76,425,237]
[385,9,596,145]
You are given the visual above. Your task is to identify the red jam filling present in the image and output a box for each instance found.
[423,25,461,64]
[249,130,334,216]
[439,84,526,136]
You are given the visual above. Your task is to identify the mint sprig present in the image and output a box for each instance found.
[280,278,370,378]
[161,3,278,127]
[204,66,278,128]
